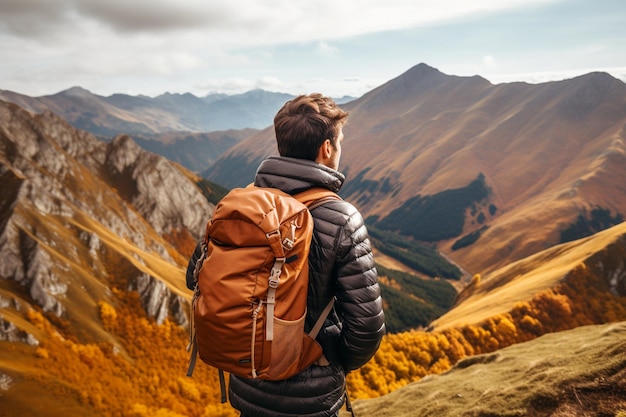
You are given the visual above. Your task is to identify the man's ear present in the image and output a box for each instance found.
[316,139,332,162]
[322,139,333,158]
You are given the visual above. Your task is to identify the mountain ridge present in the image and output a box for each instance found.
[206,63,626,276]
[0,88,297,136]
[433,220,626,331]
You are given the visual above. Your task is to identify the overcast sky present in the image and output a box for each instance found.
[1,0,625,98]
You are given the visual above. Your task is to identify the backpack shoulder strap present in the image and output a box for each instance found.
[246,184,340,208]
[294,188,341,209]
[309,297,335,339]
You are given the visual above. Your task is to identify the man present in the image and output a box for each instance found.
[188,93,385,416]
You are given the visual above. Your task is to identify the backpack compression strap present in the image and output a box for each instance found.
[264,188,339,342]
[264,222,288,342]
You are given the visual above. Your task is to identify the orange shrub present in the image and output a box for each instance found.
[347,263,626,400]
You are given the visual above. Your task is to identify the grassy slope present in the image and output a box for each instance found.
[351,321,626,417]
[432,221,626,331]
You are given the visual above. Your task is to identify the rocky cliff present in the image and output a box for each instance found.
[0,101,214,341]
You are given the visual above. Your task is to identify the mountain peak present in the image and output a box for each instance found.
[108,134,142,167]
[573,70,626,92]
[395,63,447,86]
[402,63,491,85]
[408,62,442,74]
[358,63,490,107]
[577,70,620,83]
[57,86,94,97]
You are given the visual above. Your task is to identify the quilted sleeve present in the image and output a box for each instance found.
[334,204,386,371]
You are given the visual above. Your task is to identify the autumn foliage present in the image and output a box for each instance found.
[18,261,626,415]
[346,264,626,399]
[23,289,237,417]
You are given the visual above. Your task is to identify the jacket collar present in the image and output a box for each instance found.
[254,156,345,195]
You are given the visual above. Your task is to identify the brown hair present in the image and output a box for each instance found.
[273,93,348,160]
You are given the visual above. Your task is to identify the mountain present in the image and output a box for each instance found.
[0,99,218,331]
[0,88,295,137]
[0,62,625,415]
[205,63,626,277]
[132,129,257,173]
[0,97,446,336]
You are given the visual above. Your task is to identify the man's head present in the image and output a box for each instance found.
[274,93,348,170]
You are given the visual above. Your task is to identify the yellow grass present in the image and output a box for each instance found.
[432,222,626,330]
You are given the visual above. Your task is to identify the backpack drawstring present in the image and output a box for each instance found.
[250,300,264,379]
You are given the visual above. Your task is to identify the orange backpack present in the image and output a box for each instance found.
[186,185,338,398]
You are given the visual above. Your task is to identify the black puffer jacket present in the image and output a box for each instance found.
[187,156,385,416]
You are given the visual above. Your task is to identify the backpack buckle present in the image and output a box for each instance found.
[282,237,294,250]
[269,258,285,288]
[282,222,297,250]
[269,268,281,288]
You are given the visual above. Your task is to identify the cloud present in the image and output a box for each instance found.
[482,55,497,70]
[0,0,559,44]
[0,0,222,36]
[195,78,258,94]
[486,66,626,85]
[316,41,339,57]
[1,0,623,98]
[0,0,70,37]
[73,0,216,33]
[255,76,284,91]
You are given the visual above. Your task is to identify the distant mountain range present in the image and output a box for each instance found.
[132,129,257,173]
[0,87,355,137]
[0,88,357,173]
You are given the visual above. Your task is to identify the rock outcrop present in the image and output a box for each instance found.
[0,100,212,330]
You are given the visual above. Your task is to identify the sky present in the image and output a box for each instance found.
[1,0,625,99]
